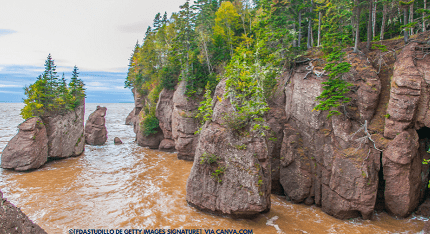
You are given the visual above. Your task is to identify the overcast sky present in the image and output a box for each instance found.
[0,0,185,72]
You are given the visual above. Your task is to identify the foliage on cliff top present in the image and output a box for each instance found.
[21,54,85,120]
[126,0,430,128]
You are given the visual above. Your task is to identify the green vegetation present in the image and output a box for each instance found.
[195,82,214,134]
[423,158,430,188]
[371,44,388,52]
[212,166,226,183]
[313,58,353,118]
[125,0,430,130]
[234,144,247,150]
[200,152,219,165]
[21,54,85,120]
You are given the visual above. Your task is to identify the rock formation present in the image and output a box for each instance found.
[0,190,47,233]
[130,33,430,221]
[1,117,48,171]
[126,88,144,126]
[276,50,382,219]
[381,42,430,217]
[171,81,200,160]
[186,80,271,217]
[42,102,85,158]
[114,137,123,145]
[136,111,164,149]
[266,74,289,195]
[125,107,136,125]
[156,88,176,151]
[85,106,108,145]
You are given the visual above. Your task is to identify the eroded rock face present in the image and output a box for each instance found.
[384,42,424,139]
[172,81,200,160]
[278,51,382,219]
[266,73,289,195]
[42,102,85,158]
[186,80,271,217]
[379,41,430,217]
[0,190,47,234]
[125,107,136,125]
[133,88,144,111]
[1,117,48,171]
[382,129,428,217]
[155,88,176,152]
[85,106,107,146]
[156,88,175,140]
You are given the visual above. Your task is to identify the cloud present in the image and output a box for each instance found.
[117,21,152,34]
[0,90,21,94]
[0,29,16,37]
[0,84,21,88]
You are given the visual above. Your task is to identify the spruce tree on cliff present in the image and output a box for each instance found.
[21,55,86,119]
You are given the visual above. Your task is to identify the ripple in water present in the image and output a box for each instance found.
[0,103,426,233]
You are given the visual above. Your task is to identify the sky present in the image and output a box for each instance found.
[0,0,185,102]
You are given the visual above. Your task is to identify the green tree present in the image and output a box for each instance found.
[21,55,85,119]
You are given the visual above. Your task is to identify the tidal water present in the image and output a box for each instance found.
[0,103,427,233]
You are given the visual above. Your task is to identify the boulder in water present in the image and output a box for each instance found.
[114,137,123,145]
[159,139,176,152]
[85,106,108,145]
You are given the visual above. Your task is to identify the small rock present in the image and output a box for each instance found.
[304,197,314,206]
[415,198,430,217]
[114,137,123,145]
[159,139,175,152]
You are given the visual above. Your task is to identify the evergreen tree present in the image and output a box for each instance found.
[21,56,85,119]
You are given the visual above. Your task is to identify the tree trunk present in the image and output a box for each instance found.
[404,7,409,44]
[367,0,373,50]
[409,3,414,35]
[298,12,302,48]
[307,0,313,49]
[318,11,321,47]
[354,5,362,53]
[424,0,427,32]
[380,3,387,40]
[372,1,377,39]
[293,22,297,47]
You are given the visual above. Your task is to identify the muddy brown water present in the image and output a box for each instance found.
[0,103,427,233]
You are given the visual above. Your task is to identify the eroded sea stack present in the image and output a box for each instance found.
[85,106,108,145]
[1,102,85,171]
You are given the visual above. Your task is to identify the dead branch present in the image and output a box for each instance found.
[349,120,383,152]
